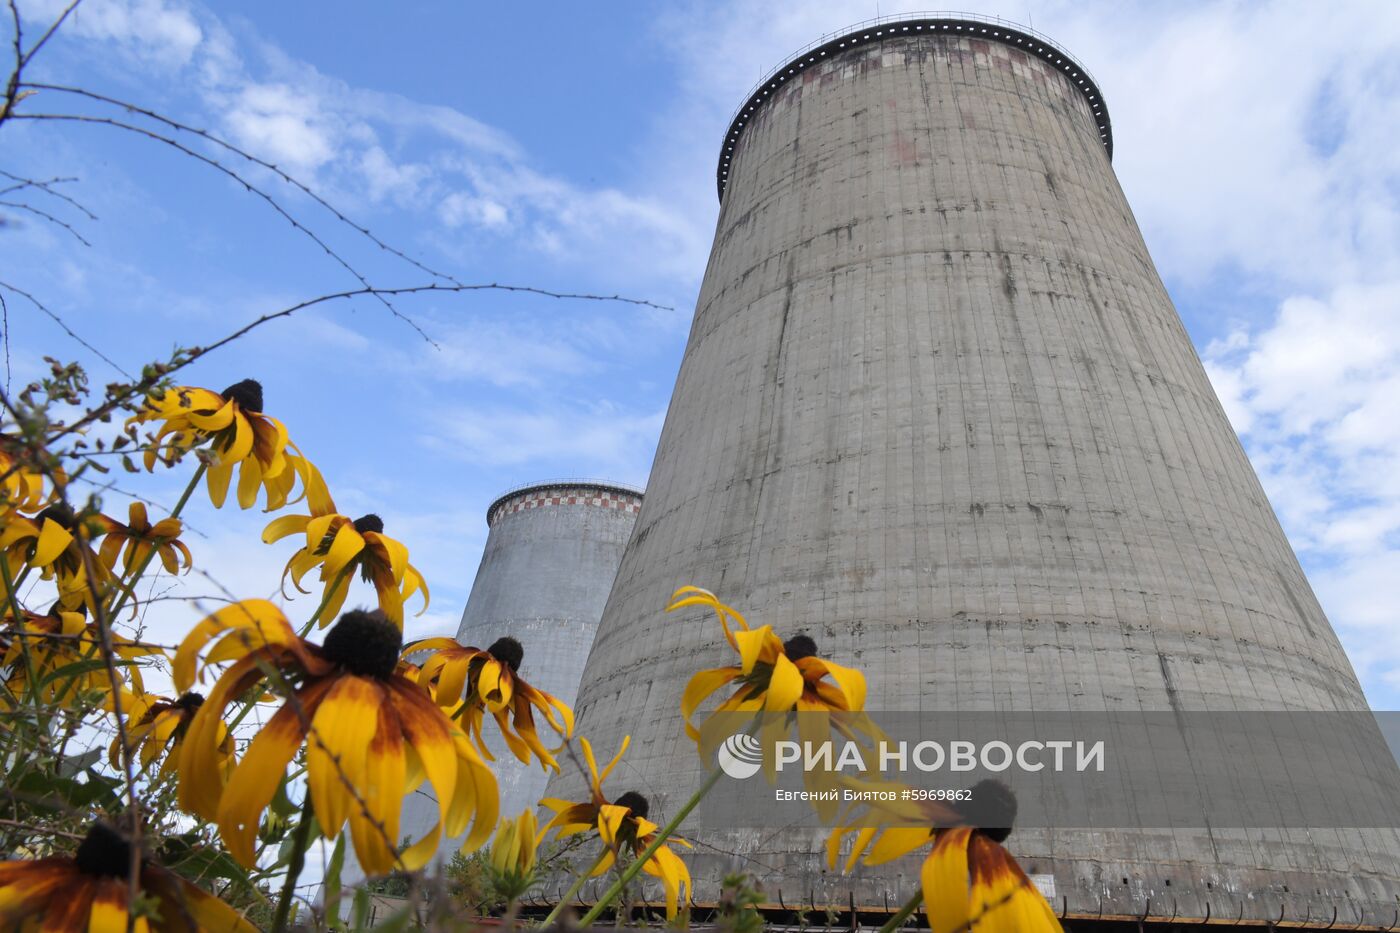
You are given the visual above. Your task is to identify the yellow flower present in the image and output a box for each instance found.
[540,737,692,919]
[131,380,309,510]
[668,586,867,742]
[0,821,256,931]
[0,436,59,516]
[262,462,428,627]
[489,808,540,898]
[94,501,193,577]
[827,782,1060,933]
[174,601,497,875]
[0,503,112,611]
[409,635,573,770]
[0,608,157,707]
[107,689,232,779]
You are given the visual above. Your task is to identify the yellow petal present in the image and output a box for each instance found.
[31,518,73,567]
[682,667,741,724]
[262,514,311,543]
[217,688,325,866]
[307,676,381,840]
[923,828,974,933]
[734,625,775,675]
[765,652,804,712]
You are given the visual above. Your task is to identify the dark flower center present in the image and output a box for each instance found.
[487,636,524,673]
[958,779,1017,843]
[783,634,818,662]
[174,692,205,713]
[74,822,133,878]
[352,514,385,535]
[322,609,402,679]
[220,379,263,413]
[614,791,650,820]
[36,502,77,530]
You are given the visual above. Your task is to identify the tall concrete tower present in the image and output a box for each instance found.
[401,480,642,849]
[552,15,1400,923]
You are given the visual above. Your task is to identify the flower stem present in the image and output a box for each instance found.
[272,794,315,932]
[877,890,924,933]
[539,848,610,929]
[298,563,353,636]
[576,766,724,927]
[105,460,206,621]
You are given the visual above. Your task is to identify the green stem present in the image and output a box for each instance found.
[297,563,353,637]
[539,848,609,929]
[877,890,923,933]
[271,794,315,932]
[576,766,724,927]
[0,556,47,718]
[105,461,207,621]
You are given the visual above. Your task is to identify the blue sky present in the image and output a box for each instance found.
[5,0,1400,706]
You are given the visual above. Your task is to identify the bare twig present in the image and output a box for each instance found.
[48,281,672,446]
[0,170,97,219]
[16,1,81,71]
[0,197,91,245]
[12,112,439,346]
[23,83,455,286]
[0,278,131,377]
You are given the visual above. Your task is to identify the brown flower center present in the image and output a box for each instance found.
[614,791,650,821]
[74,822,133,878]
[959,779,1017,843]
[352,514,385,535]
[783,634,818,661]
[220,379,263,413]
[487,636,523,673]
[174,692,205,713]
[322,609,401,679]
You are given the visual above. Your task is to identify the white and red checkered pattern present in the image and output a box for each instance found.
[489,486,643,526]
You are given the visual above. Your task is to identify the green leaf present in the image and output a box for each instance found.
[323,834,347,931]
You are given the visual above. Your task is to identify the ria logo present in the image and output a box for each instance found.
[717,733,763,780]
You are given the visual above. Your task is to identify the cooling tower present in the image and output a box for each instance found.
[549,14,1400,924]
[400,480,642,853]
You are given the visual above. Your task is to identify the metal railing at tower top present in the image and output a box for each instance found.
[716,11,1112,199]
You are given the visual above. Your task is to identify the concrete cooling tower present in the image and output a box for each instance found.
[399,480,643,853]
[547,13,1400,925]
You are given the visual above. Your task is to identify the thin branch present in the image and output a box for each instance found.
[0,278,131,377]
[17,0,80,70]
[0,170,97,220]
[24,83,458,286]
[0,198,91,245]
[48,281,673,445]
[13,112,438,346]
[0,289,9,394]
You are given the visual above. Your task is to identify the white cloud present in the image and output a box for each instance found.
[422,402,663,483]
[23,0,202,68]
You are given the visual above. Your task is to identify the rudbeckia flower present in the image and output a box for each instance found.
[94,501,193,577]
[667,586,867,741]
[107,690,232,778]
[827,782,1060,933]
[0,607,157,707]
[540,737,692,918]
[489,808,540,900]
[0,502,112,611]
[174,600,497,875]
[0,821,256,931]
[262,462,428,627]
[131,379,309,510]
[0,437,58,516]
[409,635,573,769]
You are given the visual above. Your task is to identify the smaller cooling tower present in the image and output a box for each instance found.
[400,480,644,852]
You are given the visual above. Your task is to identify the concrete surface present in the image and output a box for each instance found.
[545,20,1400,925]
